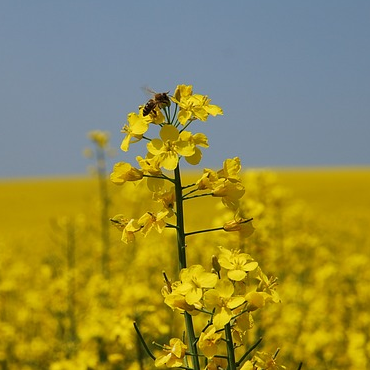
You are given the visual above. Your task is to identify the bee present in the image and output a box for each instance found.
[142,89,171,116]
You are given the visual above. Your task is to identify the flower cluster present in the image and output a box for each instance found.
[160,247,279,365]
[109,85,286,370]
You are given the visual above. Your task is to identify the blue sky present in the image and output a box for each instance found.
[1,1,369,178]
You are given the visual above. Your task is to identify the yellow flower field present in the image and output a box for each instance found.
[1,84,369,370]
[0,167,369,370]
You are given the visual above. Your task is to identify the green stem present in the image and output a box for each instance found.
[185,226,225,237]
[174,164,187,269]
[224,323,236,370]
[235,337,263,367]
[173,163,200,370]
[183,193,213,201]
[133,322,156,360]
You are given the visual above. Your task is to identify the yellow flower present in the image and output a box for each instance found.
[239,361,255,370]
[196,158,245,209]
[252,351,287,370]
[138,211,167,236]
[196,168,219,190]
[164,290,201,315]
[203,278,245,329]
[177,131,209,166]
[87,130,110,148]
[139,104,166,124]
[153,188,176,217]
[212,179,245,210]
[176,265,218,305]
[217,157,242,183]
[110,215,142,244]
[223,215,255,237]
[147,125,205,170]
[120,112,150,151]
[110,162,143,185]
[205,358,228,370]
[245,291,268,311]
[198,325,222,359]
[217,246,258,281]
[121,218,142,244]
[172,84,223,125]
[147,125,186,170]
[154,338,187,368]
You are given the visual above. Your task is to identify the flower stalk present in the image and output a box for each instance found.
[109,84,290,370]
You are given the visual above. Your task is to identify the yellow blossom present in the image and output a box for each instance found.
[205,358,228,370]
[171,84,223,125]
[139,104,166,124]
[136,155,165,192]
[239,361,255,370]
[196,168,219,190]
[147,125,206,170]
[110,215,142,244]
[164,291,201,315]
[147,125,190,170]
[138,211,167,236]
[120,112,150,151]
[198,325,222,359]
[217,246,258,281]
[223,215,255,237]
[153,188,176,217]
[136,155,163,176]
[245,291,267,311]
[252,351,287,370]
[121,218,142,244]
[175,265,218,305]
[178,131,209,165]
[110,162,143,185]
[217,157,242,182]
[203,278,245,329]
[212,179,245,210]
[87,130,110,148]
[154,338,187,368]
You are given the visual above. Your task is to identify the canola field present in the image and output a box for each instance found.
[0,167,369,370]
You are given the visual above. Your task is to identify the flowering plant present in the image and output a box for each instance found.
[110,85,292,370]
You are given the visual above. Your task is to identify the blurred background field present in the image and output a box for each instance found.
[0,167,369,369]
[2,167,369,240]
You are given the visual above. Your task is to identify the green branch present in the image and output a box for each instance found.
[133,322,156,361]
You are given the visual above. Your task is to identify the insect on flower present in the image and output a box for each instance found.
[142,88,171,116]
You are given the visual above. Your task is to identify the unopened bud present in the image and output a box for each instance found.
[212,255,221,273]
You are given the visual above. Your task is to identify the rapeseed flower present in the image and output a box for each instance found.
[136,155,165,192]
[171,84,223,125]
[203,278,245,328]
[120,112,150,151]
[250,351,287,370]
[110,162,143,185]
[138,211,167,236]
[218,246,258,281]
[87,130,110,149]
[223,215,255,237]
[110,215,142,244]
[154,338,187,368]
[198,324,222,358]
[217,157,243,182]
[147,125,208,170]
[212,179,245,210]
[205,358,228,370]
[153,188,176,217]
[196,168,219,190]
[175,265,218,305]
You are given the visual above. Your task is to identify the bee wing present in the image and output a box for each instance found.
[141,86,156,98]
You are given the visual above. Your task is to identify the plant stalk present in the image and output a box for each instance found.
[174,163,200,370]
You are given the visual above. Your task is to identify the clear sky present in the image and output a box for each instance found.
[1,1,369,178]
